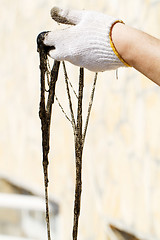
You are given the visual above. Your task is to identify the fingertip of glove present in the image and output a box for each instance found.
[50,6,75,25]
[50,7,61,19]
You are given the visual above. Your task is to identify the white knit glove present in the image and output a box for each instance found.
[43,7,130,72]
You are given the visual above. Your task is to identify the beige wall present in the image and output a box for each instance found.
[1,0,160,239]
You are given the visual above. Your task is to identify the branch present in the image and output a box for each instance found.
[72,68,84,240]
[38,41,60,240]
[63,61,76,135]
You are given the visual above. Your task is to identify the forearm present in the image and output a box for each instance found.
[112,23,160,86]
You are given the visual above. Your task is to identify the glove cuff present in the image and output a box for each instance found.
[109,20,131,67]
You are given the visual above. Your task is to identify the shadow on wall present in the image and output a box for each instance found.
[0,176,59,240]
[110,224,141,240]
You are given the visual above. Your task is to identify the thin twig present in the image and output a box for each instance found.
[82,72,98,146]
[61,62,78,98]
[46,61,60,114]
[69,80,78,99]
[63,61,76,135]
[55,94,72,123]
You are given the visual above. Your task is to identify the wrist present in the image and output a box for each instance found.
[111,22,131,67]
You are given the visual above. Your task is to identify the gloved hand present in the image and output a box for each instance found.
[43,7,130,72]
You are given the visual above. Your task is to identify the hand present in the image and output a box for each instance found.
[43,7,129,72]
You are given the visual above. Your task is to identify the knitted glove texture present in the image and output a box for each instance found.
[44,7,128,72]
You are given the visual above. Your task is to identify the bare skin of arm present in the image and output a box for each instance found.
[112,23,160,86]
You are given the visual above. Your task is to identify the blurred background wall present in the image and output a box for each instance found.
[1,0,160,239]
